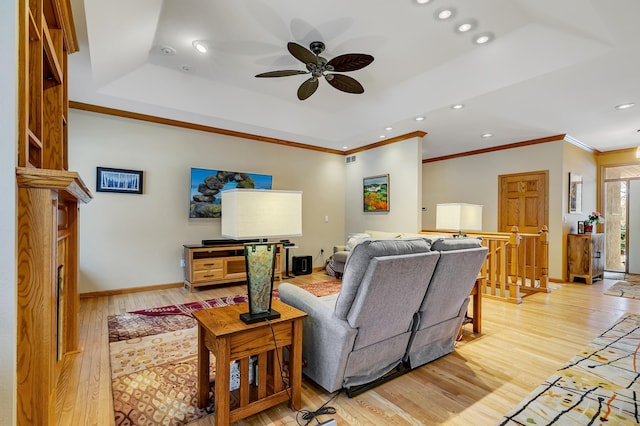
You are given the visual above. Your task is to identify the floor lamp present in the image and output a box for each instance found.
[221,189,303,324]
[435,203,483,237]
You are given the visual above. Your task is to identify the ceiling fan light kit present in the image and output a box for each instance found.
[255,41,374,100]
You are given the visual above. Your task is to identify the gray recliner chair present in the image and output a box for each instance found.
[279,237,487,396]
[279,238,438,394]
[405,238,488,368]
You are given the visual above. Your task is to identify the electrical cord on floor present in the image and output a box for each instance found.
[265,319,340,425]
[295,390,340,426]
[265,319,293,405]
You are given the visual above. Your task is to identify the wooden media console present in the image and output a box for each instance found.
[183,243,283,292]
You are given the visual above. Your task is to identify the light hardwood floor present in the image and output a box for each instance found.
[56,273,640,425]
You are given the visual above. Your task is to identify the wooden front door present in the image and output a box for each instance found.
[498,171,549,282]
[498,171,548,233]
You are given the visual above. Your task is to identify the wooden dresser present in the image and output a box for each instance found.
[183,243,283,291]
[567,233,604,284]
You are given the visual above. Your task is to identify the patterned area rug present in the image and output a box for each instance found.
[108,280,341,425]
[604,281,640,300]
[497,313,640,425]
[625,274,640,284]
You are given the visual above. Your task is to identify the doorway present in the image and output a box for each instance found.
[603,164,640,274]
[498,171,549,280]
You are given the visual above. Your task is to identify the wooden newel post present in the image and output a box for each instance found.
[538,226,549,291]
[509,226,520,280]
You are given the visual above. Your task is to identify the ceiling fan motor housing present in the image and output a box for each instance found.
[309,41,326,55]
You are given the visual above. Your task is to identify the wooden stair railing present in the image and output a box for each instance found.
[420,226,549,304]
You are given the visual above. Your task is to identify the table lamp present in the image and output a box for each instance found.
[435,203,483,237]
[221,189,302,323]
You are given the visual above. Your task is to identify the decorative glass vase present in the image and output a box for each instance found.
[584,223,593,233]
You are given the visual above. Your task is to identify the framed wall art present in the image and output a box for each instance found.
[577,221,585,234]
[189,168,273,218]
[96,167,143,194]
[363,174,389,212]
[568,172,582,214]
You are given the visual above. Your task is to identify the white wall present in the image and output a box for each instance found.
[562,143,598,232]
[69,110,346,293]
[0,0,17,423]
[344,137,423,236]
[562,142,598,278]
[421,140,586,280]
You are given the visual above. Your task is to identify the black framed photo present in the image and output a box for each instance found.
[577,221,585,234]
[96,167,143,194]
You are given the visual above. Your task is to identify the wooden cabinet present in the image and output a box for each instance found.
[16,1,90,424]
[568,233,604,284]
[183,244,283,292]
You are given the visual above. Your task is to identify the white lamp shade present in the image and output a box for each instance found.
[221,189,303,239]
[435,203,483,231]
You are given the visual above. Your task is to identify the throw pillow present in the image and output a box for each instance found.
[325,256,336,277]
[345,233,371,251]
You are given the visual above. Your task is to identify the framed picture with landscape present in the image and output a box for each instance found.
[568,172,582,214]
[363,174,389,212]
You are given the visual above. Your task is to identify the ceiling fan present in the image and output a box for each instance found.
[255,41,374,100]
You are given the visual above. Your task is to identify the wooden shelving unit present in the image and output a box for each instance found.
[16,1,90,424]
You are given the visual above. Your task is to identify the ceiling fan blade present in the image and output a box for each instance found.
[255,70,309,78]
[325,74,364,94]
[297,78,319,100]
[327,54,374,72]
[287,42,317,65]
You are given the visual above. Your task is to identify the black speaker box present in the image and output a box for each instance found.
[292,255,312,275]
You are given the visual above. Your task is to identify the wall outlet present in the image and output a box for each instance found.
[180,259,185,268]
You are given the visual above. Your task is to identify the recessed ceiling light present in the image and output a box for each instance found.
[615,102,636,110]
[415,0,432,4]
[379,135,386,139]
[473,32,494,45]
[179,64,193,72]
[481,133,493,138]
[192,40,208,53]
[455,20,477,33]
[415,116,425,121]
[385,126,393,131]
[159,45,176,56]
[451,104,465,110]
[342,146,348,150]
[435,8,456,21]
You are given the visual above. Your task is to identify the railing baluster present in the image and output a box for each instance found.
[420,226,549,303]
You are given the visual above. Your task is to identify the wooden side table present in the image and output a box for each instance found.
[193,299,307,425]
[567,233,604,284]
[461,276,483,335]
[470,276,483,333]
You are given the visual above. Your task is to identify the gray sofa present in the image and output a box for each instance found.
[279,237,487,395]
[332,230,450,277]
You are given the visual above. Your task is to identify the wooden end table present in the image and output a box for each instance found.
[193,299,307,425]
[470,276,483,333]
